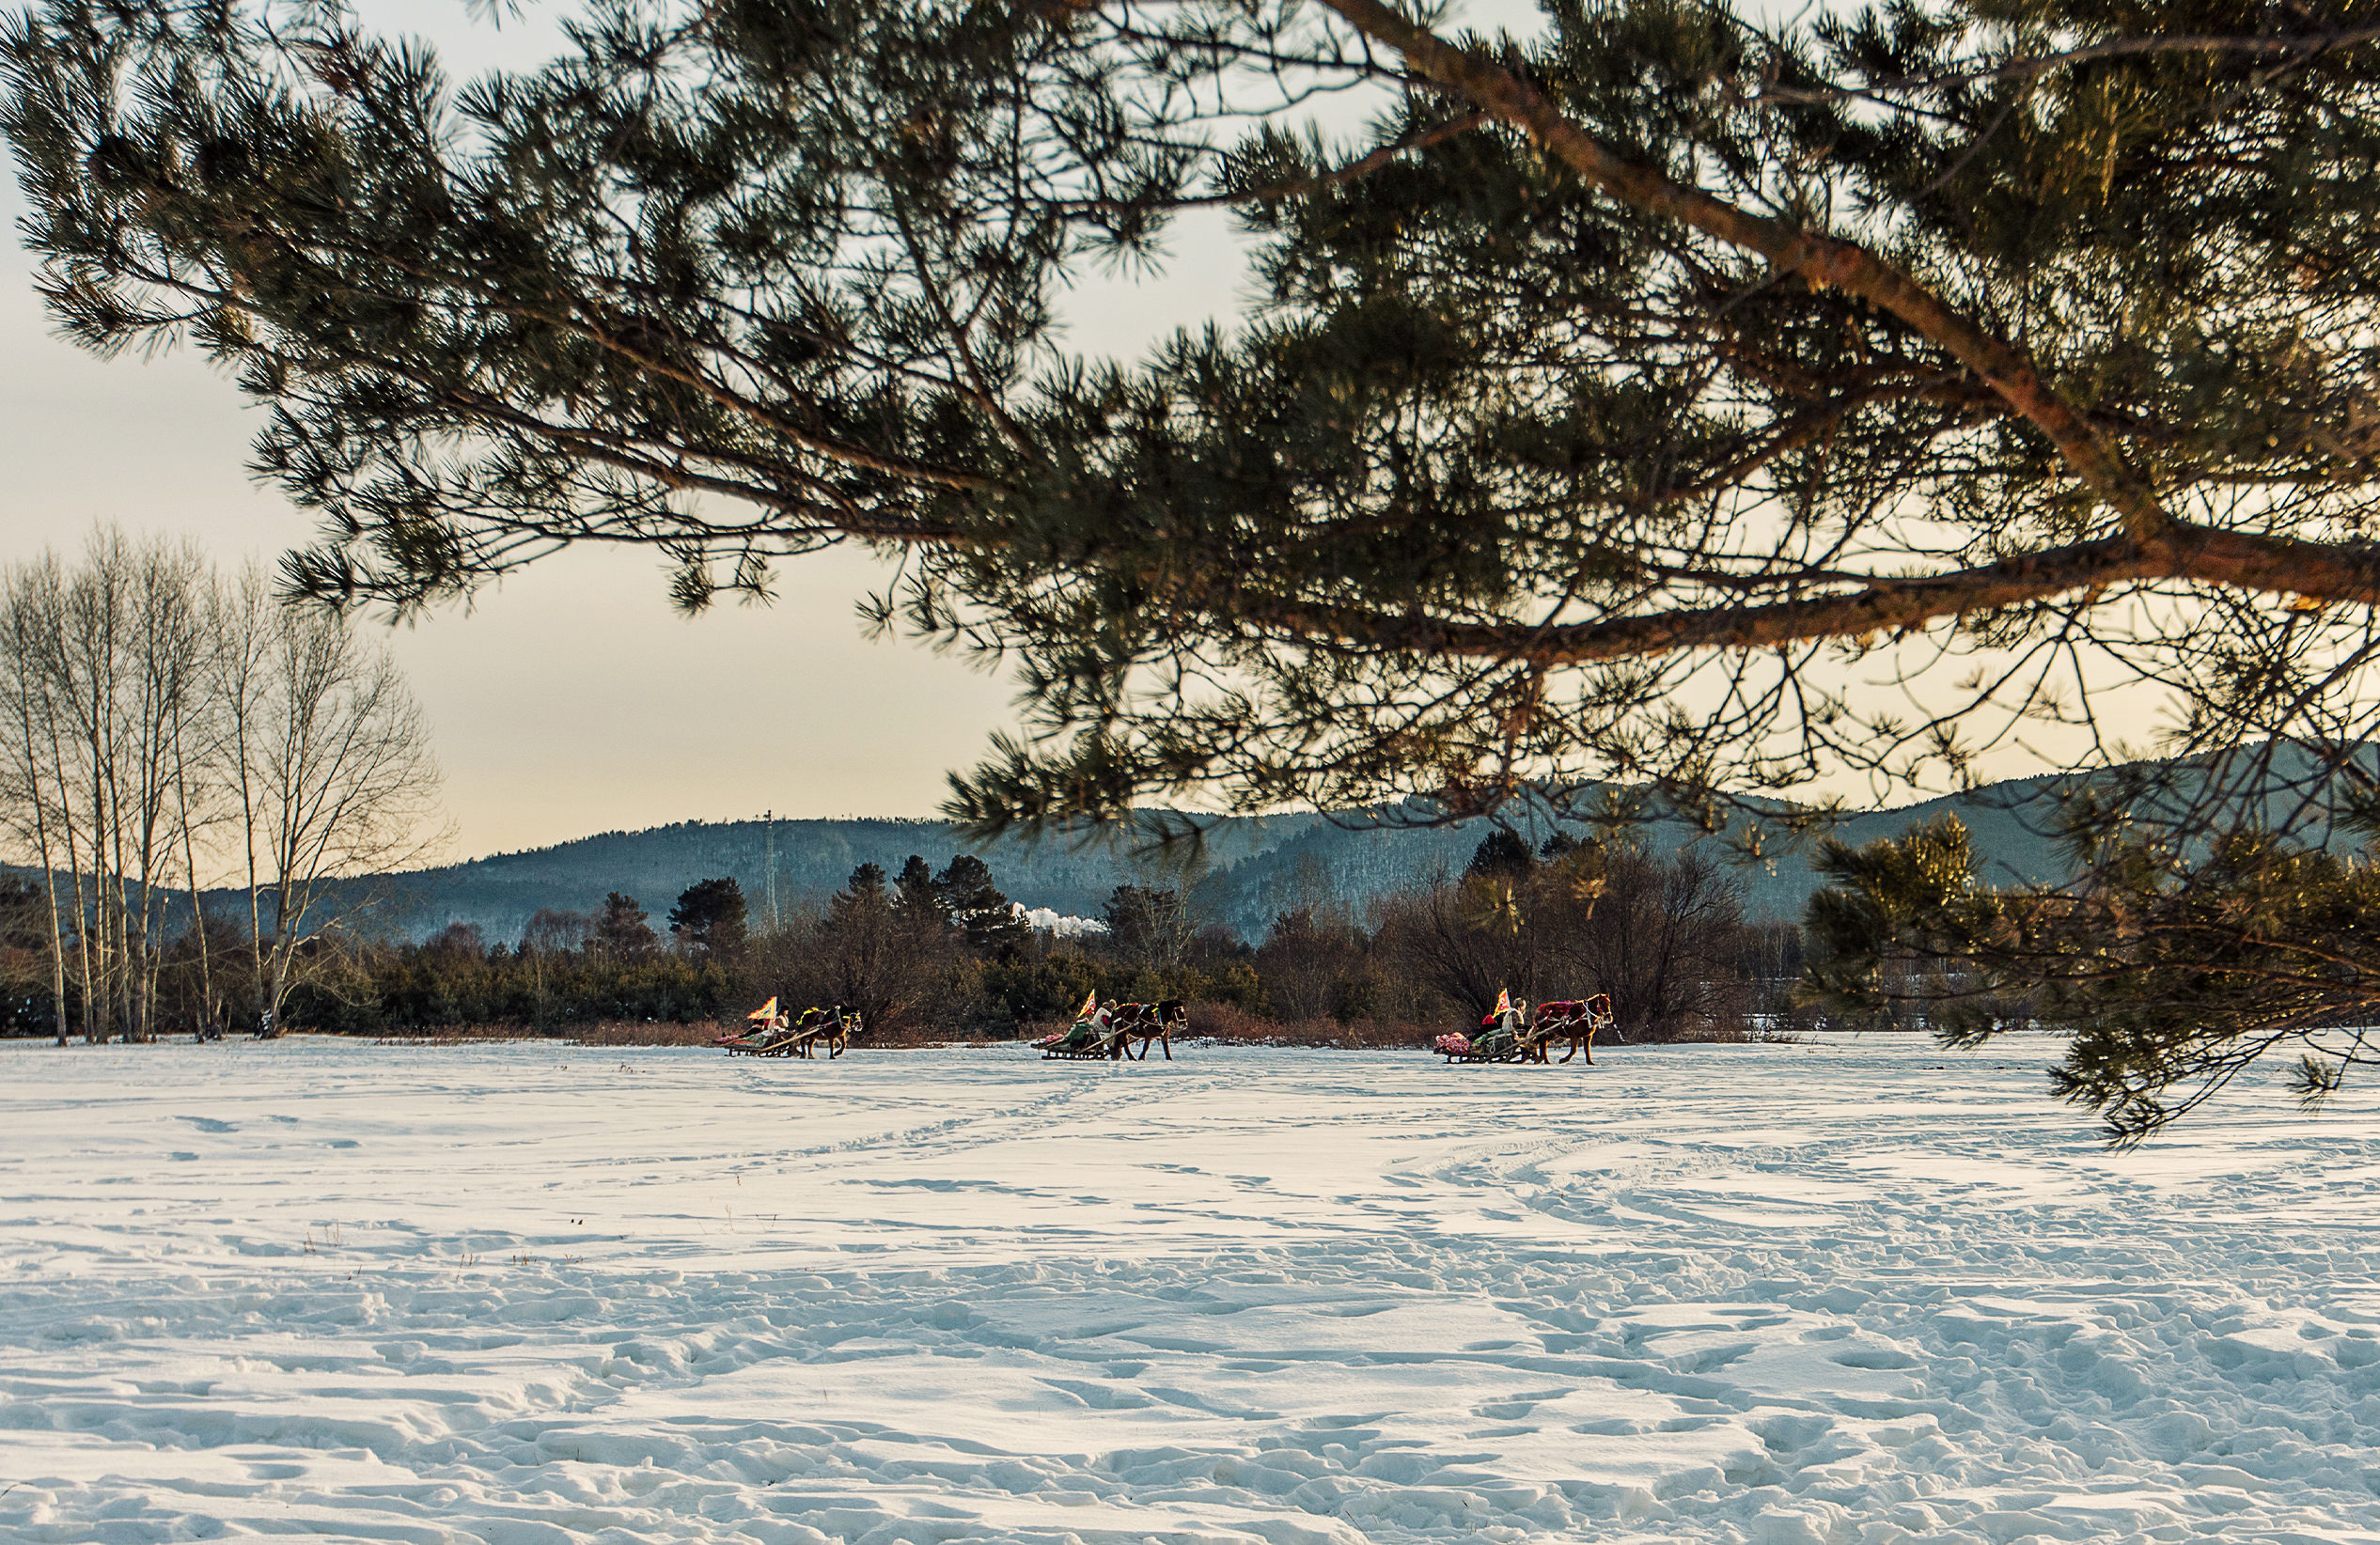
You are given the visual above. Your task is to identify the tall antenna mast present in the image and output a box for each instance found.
[763,810,778,931]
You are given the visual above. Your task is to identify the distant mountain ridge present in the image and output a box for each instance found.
[371,749,2372,944]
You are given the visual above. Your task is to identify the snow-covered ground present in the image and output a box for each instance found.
[4,1037,2378,1545]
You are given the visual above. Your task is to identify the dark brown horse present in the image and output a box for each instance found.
[792,1007,862,1058]
[1106,999,1185,1060]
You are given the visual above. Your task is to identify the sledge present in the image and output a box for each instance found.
[1036,1015,1132,1060]
[1437,989,1532,1064]
[1433,1021,1530,1064]
[1435,993,1613,1066]
[722,1003,861,1058]
[1034,998,1185,1061]
[720,997,787,1053]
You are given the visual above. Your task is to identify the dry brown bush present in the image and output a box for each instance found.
[1179,1002,1438,1050]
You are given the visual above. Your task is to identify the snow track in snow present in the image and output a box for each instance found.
[3,1038,2379,1543]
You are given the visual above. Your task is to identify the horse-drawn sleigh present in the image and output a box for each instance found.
[1035,995,1186,1061]
[719,998,864,1059]
[1435,992,1612,1066]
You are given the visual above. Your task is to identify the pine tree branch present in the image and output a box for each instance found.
[1243,525,2380,665]
[1310,0,2174,546]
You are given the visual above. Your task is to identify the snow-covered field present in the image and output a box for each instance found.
[4,1038,2378,1545]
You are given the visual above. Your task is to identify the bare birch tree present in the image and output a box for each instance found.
[213,566,445,1037]
[110,536,209,1040]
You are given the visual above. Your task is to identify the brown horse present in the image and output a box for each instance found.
[1107,999,1184,1061]
[792,1007,862,1059]
[1524,994,1611,1065]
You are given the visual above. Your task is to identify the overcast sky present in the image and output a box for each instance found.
[0,0,1271,859]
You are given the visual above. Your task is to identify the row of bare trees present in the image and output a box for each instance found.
[0,530,443,1043]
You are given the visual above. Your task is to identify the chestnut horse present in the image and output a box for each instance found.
[1525,994,1611,1065]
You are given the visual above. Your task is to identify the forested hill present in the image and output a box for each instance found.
[370,749,2372,944]
[363,806,1832,944]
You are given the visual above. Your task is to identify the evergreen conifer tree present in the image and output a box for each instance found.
[934,855,1026,958]
[1465,832,1535,884]
[893,856,946,924]
[590,893,659,960]
[818,861,909,1025]
[667,877,748,962]
[1803,814,2380,1145]
[891,854,954,952]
